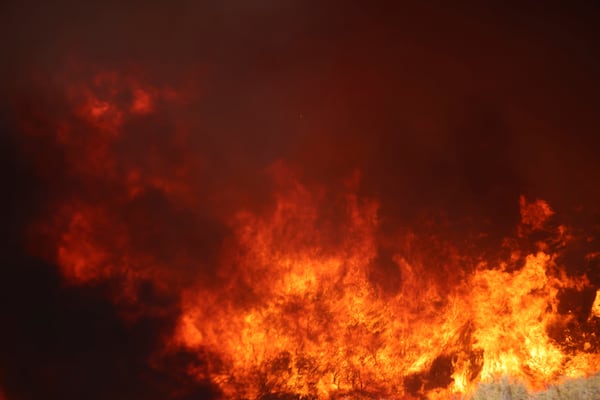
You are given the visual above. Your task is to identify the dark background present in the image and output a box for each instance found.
[1,2,600,399]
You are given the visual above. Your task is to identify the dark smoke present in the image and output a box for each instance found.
[1,2,600,399]
[0,119,220,399]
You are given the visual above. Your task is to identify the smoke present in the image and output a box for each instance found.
[1,1,600,399]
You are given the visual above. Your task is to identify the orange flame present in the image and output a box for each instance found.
[18,67,600,399]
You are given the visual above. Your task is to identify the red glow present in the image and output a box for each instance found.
[13,62,600,399]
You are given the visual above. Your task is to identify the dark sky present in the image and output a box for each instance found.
[1,2,600,399]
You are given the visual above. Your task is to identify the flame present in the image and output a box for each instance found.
[172,181,599,398]
[17,67,600,399]
[592,290,600,320]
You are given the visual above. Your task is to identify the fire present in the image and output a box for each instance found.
[592,290,600,320]
[173,185,599,398]
[16,67,600,399]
